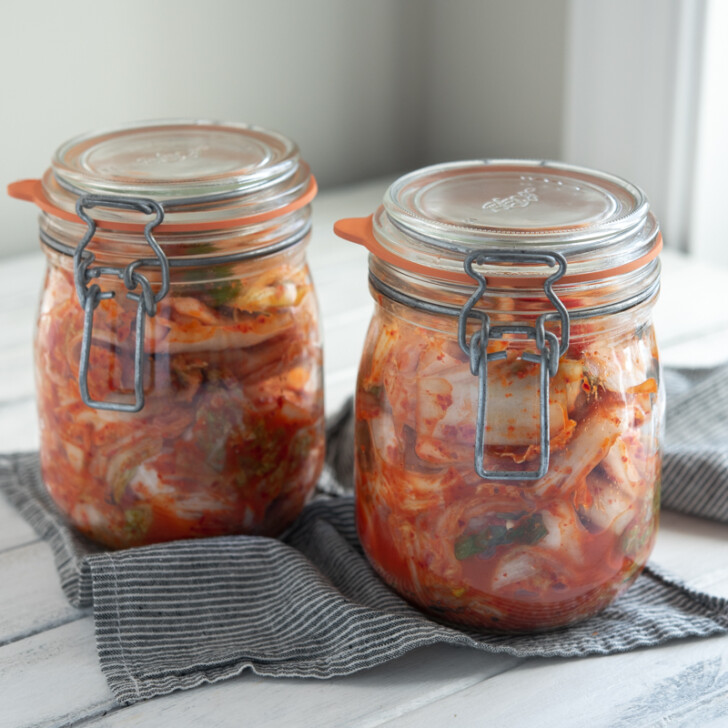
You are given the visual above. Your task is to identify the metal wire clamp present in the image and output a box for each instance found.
[73,194,169,413]
[457,250,569,480]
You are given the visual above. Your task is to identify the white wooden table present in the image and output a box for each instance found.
[2,180,728,728]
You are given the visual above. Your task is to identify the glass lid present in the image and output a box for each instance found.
[52,120,301,201]
[29,120,314,228]
[371,160,658,281]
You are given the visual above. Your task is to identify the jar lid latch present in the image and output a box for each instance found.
[457,250,570,480]
[73,194,169,413]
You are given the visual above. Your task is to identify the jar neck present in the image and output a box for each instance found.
[39,206,311,284]
[368,254,660,339]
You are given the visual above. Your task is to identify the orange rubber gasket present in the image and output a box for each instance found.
[334,215,662,288]
[7,176,318,232]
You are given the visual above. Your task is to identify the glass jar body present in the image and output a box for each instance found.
[35,218,324,548]
[355,282,662,632]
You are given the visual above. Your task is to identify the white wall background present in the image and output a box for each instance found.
[0,0,717,263]
[423,0,567,164]
[0,0,567,260]
[563,0,705,255]
[0,0,431,258]
[689,0,728,266]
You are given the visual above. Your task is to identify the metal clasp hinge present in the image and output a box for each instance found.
[73,194,169,413]
[457,250,570,480]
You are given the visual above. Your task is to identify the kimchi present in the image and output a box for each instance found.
[355,303,661,631]
[36,255,323,548]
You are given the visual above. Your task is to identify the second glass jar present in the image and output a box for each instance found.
[336,160,664,631]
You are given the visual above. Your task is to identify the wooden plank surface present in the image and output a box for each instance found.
[389,635,728,728]
[0,619,115,728]
[0,541,83,647]
[79,648,521,728]
[0,179,727,728]
[0,492,36,552]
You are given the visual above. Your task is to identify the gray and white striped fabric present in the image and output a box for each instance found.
[1,365,728,706]
[662,365,728,519]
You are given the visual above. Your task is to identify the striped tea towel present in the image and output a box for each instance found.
[1,365,727,705]
[662,366,728,519]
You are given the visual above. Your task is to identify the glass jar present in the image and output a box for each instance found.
[9,120,324,548]
[335,160,663,632]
